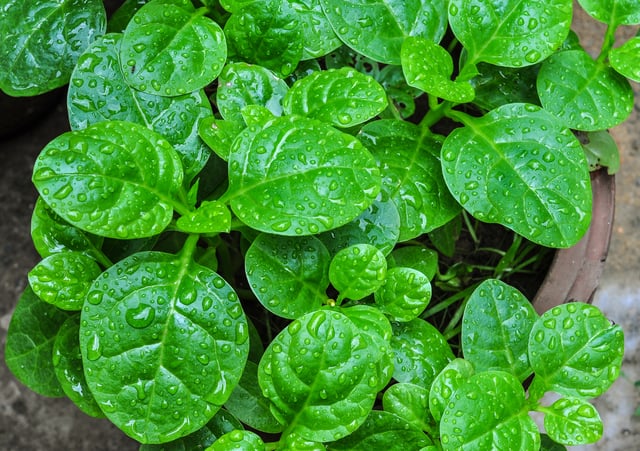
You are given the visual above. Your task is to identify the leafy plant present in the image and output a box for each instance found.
[2,0,635,449]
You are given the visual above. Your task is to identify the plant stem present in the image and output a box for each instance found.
[597,23,618,64]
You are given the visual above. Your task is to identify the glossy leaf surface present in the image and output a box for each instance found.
[528,303,624,399]
[441,103,591,248]
[543,397,603,445]
[80,251,249,443]
[226,115,380,235]
[245,233,331,318]
[120,0,226,96]
[388,245,438,280]
[0,0,106,96]
[374,267,432,322]
[198,117,245,162]
[290,0,342,59]
[610,37,640,82]
[537,50,634,131]
[33,121,184,239]
[462,279,538,381]
[470,62,540,112]
[359,119,461,241]
[448,0,572,67]
[283,67,388,128]
[382,383,433,431]
[440,371,539,450]
[176,201,231,234]
[329,244,387,302]
[428,358,475,422]
[319,0,448,64]
[68,33,213,183]
[206,430,265,450]
[577,0,640,25]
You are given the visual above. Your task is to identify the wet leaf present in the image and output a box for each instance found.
[428,358,475,422]
[176,201,232,234]
[319,0,448,64]
[610,36,640,81]
[448,0,572,67]
[120,0,226,96]
[329,244,387,302]
[537,50,634,131]
[225,115,380,236]
[374,267,432,322]
[577,0,640,26]
[528,303,624,399]
[470,62,541,112]
[580,130,620,174]
[198,117,245,162]
[441,103,592,248]
[33,121,184,239]
[0,0,106,96]
[206,430,265,450]
[245,233,331,319]
[79,252,249,444]
[290,0,342,59]
[283,67,388,128]
[543,397,603,445]
[462,279,538,381]
[108,0,149,33]
[382,383,433,431]
[388,245,438,281]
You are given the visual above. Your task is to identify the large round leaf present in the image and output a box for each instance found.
[33,121,184,239]
[79,251,249,444]
[448,0,572,67]
[225,115,381,235]
[0,0,106,96]
[374,267,432,322]
[120,0,227,96]
[441,103,592,248]
[319,0,448,64]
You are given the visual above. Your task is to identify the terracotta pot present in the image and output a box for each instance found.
[532,168,615,314]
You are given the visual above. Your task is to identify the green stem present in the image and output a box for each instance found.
[178,233,200,262]
[419,99,453,129]
[597,23,618,64]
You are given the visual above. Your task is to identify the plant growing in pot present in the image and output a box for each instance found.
[2,0,636,449]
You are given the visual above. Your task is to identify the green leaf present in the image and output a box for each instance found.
[327,410,433,450]
[224,1,302,77]
[448,0,572,67]
[319,0,448,64]
[610,36,640,81]
[329,244,387,302]
[537,50,634,131]
[540,434,568,450]
[176,201,232,234]
[79,251,250,444]
[440,371,540,450]
[4,286,69,397]
[470,62,540,112]
[401,36,475,103]
[225,115,381,235]
[543,397,603,445]
[388,245,438,281]
[33,121,184,239]
[283,67,388,128]
[580,130,620,174]
[462,279,538,381]
[428,358,475,422]
[290,0,342,59]
[120,0,226,96]
[216,62,288,122]
[359,119,461,241]
[245,233,331,319]
[427,215,461,258]
[0,0,106,96]
[206,430,265,451]
[382,383,433,432]
[28,252,102,311]
[68,33,213,184]
[108,0,150,33]
[258,309,392,442]
[441,103,592,248]
[577,0,640,26]
[198,117,245,162]
[224,361,284,433]
[528,303,624,398]
[374,267,432,322]
[390,318,454,387]
[52,314,104,417]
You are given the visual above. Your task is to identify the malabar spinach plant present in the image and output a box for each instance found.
[2,0,634,449]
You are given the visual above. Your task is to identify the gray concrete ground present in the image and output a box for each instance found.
[1,4,639,450]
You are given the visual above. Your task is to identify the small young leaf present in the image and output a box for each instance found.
[28,252,102,311]
[225,115,381,236]
[528,303,624,399]
[462,279,538,382]
[374,267,432,322]
[543,397,603,445]
[329,244,387,302]
[4,287,69,397]
[401,36,475,103]
[216,62,288,122]
[382,383,433,432]
[245,233,331,319]
[580,130,620,174]
[610,36,640,81]
[33,121,184,239]
[440,371,540,450]
[537,50,634,131]
[390,318,454,387]
[198,117,245,162]
[448,0,572,67]
[441,103,591,248]
[80,251,249,444]
[283,67,388,128]
[52,314,104,418]
[176,201,232,234]
[206,430,265,451]
[120,0,227,96]
[428,358,475,422]
[577,0,640,26]
[0,0,106,96]
[319,0,448,64]
[427,215,461,258]
[388,245,438,281]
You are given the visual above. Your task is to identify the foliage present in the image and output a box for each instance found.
[2,0,635,449]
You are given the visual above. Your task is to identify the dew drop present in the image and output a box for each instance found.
[125,303,156,328]
[85,334,102,361]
